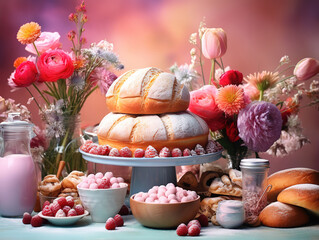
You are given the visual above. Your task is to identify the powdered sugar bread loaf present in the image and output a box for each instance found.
[97,111,209,152]
[267,168,319,202]
[277,183,319,215]
[259,201,309,228]
[105,67,190,114]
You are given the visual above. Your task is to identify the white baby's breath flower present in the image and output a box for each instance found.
[189,33,197,45]
[190,48,196,56]
[27,97,34,105]
[280,55,290,65]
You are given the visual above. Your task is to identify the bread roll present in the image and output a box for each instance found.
[267,168,319,202]
[97,111,209,152]
[106,67,190,114]
[259,201,309,228]
[277,183,319,215]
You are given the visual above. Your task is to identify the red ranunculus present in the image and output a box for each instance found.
[13,61,38,87]
[37,50,74,82]
[226,121,240,142]
[188,85,226,131]
[219,70,243,86]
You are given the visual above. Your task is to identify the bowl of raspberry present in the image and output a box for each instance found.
[130,183,200,228]
[77,171,128,223]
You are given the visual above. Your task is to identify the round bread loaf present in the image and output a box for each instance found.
[259,201,309,228]
[267,168,319,202]
[277,183,319,215]
[97,111,209,152]
[105,67,190,114]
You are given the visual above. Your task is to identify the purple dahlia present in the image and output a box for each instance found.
[237,101,282,152]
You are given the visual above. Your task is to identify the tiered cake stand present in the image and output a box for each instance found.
[80,149,222,196]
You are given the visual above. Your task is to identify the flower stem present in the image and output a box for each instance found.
[32,83,50,106]
[259,89,264,101]
[209,59,216,85]
[26,87,42,112]
[220,57,225,73]
[199,40,206,85]
[32,42,41,57]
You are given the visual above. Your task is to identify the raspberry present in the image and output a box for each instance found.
[83,140,93,146]
[205,140,223,153]
[159,147,171,157]
[67,209,77,217]
[188,224,200,236]
[102,145,112,155]
[98,177,111,189]
[120,147,133,157]
[55,209,66,217]
[145,146,158,158]
[176,223,188,236]
[187,219,201,229]
[195,144,206,155]
[183,148,191,156]
[22,212,32,224]
[50,202,61,216]
[105,217,116,230]
[31,215,43,227]
[96,145,107,155]
[42,200,50,210]
[80,141,93,152]
[196,214,209,227]
[109,148,120,157]
[133,148,145,158]
[114,214,124,227]
[55,197,67,208]
[62,205,72,215]
[171,148,182,157]
[118,205,130,215]
[74,204,85,215]
[42,205,54,217]
[89,147,99,155]
[66,196,74,208]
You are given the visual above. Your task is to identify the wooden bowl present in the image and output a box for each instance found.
[130,194,200,229]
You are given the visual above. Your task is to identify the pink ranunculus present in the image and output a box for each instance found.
[293,58,319,81]
[25,32,61,55]
[201,28,227,60]
[37,50,74,82]
[188,85,225,131]
[12,61,38,87]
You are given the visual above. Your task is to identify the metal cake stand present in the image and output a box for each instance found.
[79,149,222,196]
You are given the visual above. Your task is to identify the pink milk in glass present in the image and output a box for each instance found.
[0,154,37,216]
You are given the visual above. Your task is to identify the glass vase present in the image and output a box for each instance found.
[42,114,86,176]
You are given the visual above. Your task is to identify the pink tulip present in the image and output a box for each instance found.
[293,58,319,81]
[201,28,227,59]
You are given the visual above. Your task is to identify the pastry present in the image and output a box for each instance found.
[259,201,309,228]
[38,175,62,197]
[277,183,319,215]
[267,168,319,202]
[61,171,85,189]
[228,169,242,187]
[58,188,79,198]
[105,67,190,115]
[209,175,242,197]
[97,111,209,152]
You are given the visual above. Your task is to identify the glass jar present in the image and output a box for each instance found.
[216,200,244,228]
[240,158,270,226]
[0,113,37,216]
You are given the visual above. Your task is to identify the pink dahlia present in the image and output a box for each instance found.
[237,101,282,152]
[89,67,117,95]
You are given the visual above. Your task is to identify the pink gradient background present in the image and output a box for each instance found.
[0,0,318,174]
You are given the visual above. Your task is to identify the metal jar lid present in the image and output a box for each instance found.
[240,158,269,169]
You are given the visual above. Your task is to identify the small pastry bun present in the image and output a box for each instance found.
[277,183,319,215]
[259,201,309,228]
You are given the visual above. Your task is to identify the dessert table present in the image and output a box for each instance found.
[1,215,318,240]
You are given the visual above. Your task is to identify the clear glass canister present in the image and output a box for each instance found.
[0,113,37,217]
[240,158,270,226]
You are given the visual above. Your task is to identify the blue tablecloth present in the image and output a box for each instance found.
[0,215,318,240]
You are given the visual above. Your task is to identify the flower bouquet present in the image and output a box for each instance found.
[171,20,319,170]
[7,1,123,176]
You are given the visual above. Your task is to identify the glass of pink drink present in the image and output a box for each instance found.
[0,113,37,217]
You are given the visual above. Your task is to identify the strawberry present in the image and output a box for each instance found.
[159,147,171,158]
[67,209,77,217]
[176,223,188,236]
[74,204,85,215]
[183,148,191,157]
[105,217,116,230]
[50,202,61,216]
[145,145,158,158]
[188,224,200,236]
[133,148,145,158]
[120,147,132,157]
[196,214,209,227]
[171,148,182,157]
[42,205,54,217]
[118,205,130,215]
[55,197,67,208]
[109,148,120,157]
[42,200,50,210]
[55,209,66,217]
[22,212,32,224]
[66,196,74,208]
[31,215,43,227]
[113,214,124,227]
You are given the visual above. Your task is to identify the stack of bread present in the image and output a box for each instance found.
[97,67,209,152]
[259,168,319,228]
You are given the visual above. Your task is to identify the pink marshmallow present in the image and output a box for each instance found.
[148,188,157,195]
[96,178,102,185]
[165,187,177,197]
[142,193,149,199]
[157,191,165,198]
[111,183,120,188]
[181,196,189,202]
[134,196,144,202]
[88,174,95,179]
[119,183,127,188]
[80,182,89,189]
[104,172,113,179]
[95,172,104,179]
[89,183,98,189]
[166,183,175,188]
[117,177,124,183]
[88,179,96,185]
[149,193,158,199]
[169,199,178,203]
[159,196,169,204]
[167,194,177,201]
[145,197,155,203]
[110,177,118,184]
